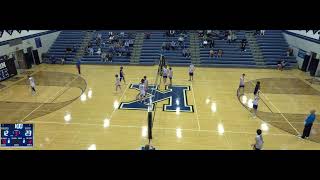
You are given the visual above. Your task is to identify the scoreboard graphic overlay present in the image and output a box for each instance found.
[1,124,34,147]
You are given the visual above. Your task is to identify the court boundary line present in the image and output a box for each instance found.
[27,120,295,137]
[190,82,201,130]
[247,77,301,136]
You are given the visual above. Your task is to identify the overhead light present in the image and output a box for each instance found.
[80,93,87,102]
[87,88,92,99]
[205,98,210,104]
[261,123,269,131]
[113,100,119,109]
[142,126,148,137]
[176,107,180,115]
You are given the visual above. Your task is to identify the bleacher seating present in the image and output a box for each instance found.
[45,30,297,69]
[199,31,256,67]
[255,30,297,68]
[46,30,85,62]
[80,30,136,64]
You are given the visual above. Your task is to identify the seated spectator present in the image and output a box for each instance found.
[170,41,176,50]
[182,48,187,57]
[227,33,232,44]
[120,32,125,38]
[61,57,65,65]
[165,42,170,50]
[209,39,214,48]
[128,39,134,47]
[89,47,94,55]
[260,30,265,36]
[169,30,175,36]
[96,48,101,55]
[124,40,129,48]
[202,40,208,48]
[217,49,223,57]
[186,48,191,58]
[178,35,184,47]
[97,33,102,40]
[287,48,293,56]
[231,32,237,42]
[198,30,204,37]
[277,60,287,71]
[145,32,151,39]
[101,52,107,62]
[106,53,113,62]
[66,47,72,54]
[49,55,56,64]
[161,42,166,50]
[72,45,77,52]
[108,31,113,37]
[209,49,214,57]
[109,35,114,42]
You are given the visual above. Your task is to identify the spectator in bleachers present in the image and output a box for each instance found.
[227,33,232,44]
[202,39,208,48]
[49,55,56,64]
[217,49,223,58]
[286,48,293,57]
[186,48,191,58]
[120,32,125,38]
[198,30,204,37]
[170,41,176,50]
[128,39,134,47]
[209,49,214,58]
[145,32,151,39]
[106,53,113,62]
[96,48,102,55]
[101,52,107,62]
[231,32,237,42]
[108,31,113,37]
[161,42,166,51]
[89,47,94,56]
[260,30,265,36]
[277,60,287,71]
[209,39,215,48]
[240,39,247,52]
[165,42,170,50]
[178,35,184,47]
[169,30,175,36]
[182,48,187,57]
[124,40,129,50]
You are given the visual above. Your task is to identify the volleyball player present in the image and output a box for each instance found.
[162,65,168,86]
[252,94,259,118]
[253,81,260,95]
[115,74,121,92]
[144,76,148,92]
[168,67,173,86]
[238,73,245,95]
[119,66,126,84]
[189,63,195,81]
[136,79,146,102]
[28,75,36,95]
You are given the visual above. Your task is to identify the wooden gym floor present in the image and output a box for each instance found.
[0,64,319,150]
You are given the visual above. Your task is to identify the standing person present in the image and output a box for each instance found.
[76,59,81,75]
[115,74,121,92]
[28,75,36,95]
[188,63,195,81]
[119,66,126,84]
[252,94,259,118]
[253,81,260,95]
[238,73,245,95]
[301,110,317,139]
[143,76,148,92]
[136,79,146,102]
[251,129,264,150]
[162,65,168,86]
[168,67,173,86]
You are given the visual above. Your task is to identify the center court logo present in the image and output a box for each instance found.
[119,84,194,112]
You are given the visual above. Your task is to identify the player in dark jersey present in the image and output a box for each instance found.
[119,66,126,84]
[254,81,260,95]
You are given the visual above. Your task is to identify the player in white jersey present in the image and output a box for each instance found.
[168,67,173,86]
[162,65,168,86]
[136,79,146,101]
[143,76,148,91]
[252,94,259,118]
[188,63,195,81]
[238,73,245,95]
[28,75,36,95]
[115,74,121,92]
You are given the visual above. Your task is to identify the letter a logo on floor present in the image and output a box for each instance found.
[119,84,194,112]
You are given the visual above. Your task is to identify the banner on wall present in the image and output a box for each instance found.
[298,49,307,59]
[288,30,320,41]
